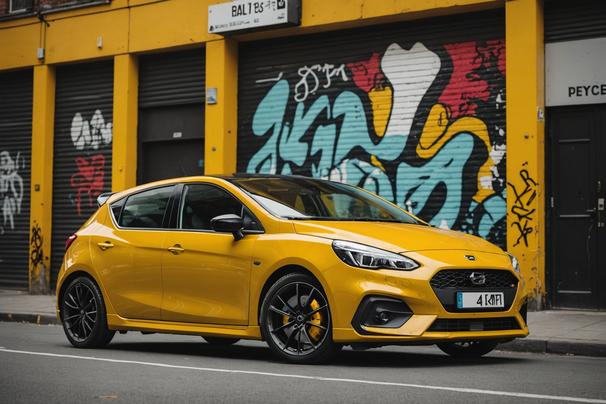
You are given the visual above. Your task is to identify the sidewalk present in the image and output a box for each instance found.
[0,289,605,357]
[0,289,57,325]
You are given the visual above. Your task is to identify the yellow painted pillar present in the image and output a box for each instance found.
[29,65,55,294]
[204,39,238,175]
[112,54,138,191]
[506,0,545,308]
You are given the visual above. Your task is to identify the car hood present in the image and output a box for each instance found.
[293,221,505,255]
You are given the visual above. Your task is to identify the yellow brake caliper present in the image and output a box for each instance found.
[281,299,323,342]
[307,299,323,342]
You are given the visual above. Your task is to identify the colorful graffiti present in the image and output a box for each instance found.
[69,110,112,215]
[241,39,506,246]
[0,150,25,235]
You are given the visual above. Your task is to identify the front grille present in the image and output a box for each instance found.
[428,317,521,332]
[430,270,518,289]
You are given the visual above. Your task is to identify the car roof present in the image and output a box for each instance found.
[106,174,333,203]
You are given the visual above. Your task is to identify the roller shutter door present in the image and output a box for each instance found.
[138,49,205,184]
[238,10,507,247]
[51,61,113,287]
[545,0,606,43]
[0,69,32,289]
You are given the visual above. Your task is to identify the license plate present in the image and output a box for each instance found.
[457,292,504,309]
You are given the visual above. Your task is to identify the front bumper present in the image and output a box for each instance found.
[326,249,530,344]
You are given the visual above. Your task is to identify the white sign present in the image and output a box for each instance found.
[546,37,606,106]
[208,0,300,35]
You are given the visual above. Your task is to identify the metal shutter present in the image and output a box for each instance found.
[0,69,32,289]
[545,0,606,43]
[51,61,113,287]
[238,10,507,247]
[138,49,206,183]
[139,48,205,108]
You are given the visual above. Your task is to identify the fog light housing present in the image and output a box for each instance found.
[352,296,413,334]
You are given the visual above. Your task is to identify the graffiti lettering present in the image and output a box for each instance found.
[0,150,24,234]
[243,39,507,246]
[30,221,43,268]
[68,109,112,215]
[294,64,349,102]
[71,109,112,150]
[508,167,537,247]
[70,154,106,216]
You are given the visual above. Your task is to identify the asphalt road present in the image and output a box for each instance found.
[1,322,605,404]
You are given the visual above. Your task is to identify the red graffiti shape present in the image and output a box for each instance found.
[439,40,505,118]
[346,52,385,93]
[70,154,105,216]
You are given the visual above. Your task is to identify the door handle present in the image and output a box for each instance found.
[97,241,114,251]
[167,244,185,255]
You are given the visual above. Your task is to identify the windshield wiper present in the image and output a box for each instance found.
[282,216,406,223]
[282,216,343,221]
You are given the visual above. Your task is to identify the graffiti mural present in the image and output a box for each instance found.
[239,38,506,247]
[69,109,112,215]
[0,150,25,235]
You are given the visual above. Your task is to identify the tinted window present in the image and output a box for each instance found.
[231,177,419,224]
[179,184,260,231]
[109,198,125,223]
[119,186,174,228]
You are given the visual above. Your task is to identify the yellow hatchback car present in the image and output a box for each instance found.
[56,174,529,363]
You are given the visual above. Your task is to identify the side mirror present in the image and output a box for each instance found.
[210,214,245,241]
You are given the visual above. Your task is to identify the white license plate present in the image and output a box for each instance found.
[457,292,505,309]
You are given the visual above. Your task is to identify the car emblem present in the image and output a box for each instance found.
[469,272,486,286]
[465,255,476,261]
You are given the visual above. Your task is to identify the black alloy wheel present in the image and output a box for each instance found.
[61,276,115,348]
[260,273,341,364]
[437,340,499,358]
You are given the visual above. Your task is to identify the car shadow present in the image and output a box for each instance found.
[99,340,528,368]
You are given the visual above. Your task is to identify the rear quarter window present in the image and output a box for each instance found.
[117,186,174,229]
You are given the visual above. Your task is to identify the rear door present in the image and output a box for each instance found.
[161,183,259,325]
[90,185,175,320]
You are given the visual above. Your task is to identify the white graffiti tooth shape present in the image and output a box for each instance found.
[381,42,441,138]
[0,151,24,234]
[71,109,113,150]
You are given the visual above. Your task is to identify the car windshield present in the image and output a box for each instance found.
[231,177,419,224]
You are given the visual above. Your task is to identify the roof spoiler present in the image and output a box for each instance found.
[97,192,115,207]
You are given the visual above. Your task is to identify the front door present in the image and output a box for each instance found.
[549,104,606,309]
[161,183,258,325]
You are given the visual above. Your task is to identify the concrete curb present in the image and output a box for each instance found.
[0,312,59,325]
[498,338,606,358]
[2,312,605,358]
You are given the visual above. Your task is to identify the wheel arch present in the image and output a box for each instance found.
[57,270,103,321]
[256,264,328,326]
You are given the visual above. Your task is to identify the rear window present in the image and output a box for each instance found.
[116,186,174,229]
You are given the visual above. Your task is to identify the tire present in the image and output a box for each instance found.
[260,272,341,364]
[61,276,115,348]
[203,337,240,345]
[437,340,499,358]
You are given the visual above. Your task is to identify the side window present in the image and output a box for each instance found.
[109,198,125,223]
[119,186,174,229]
[179,184,261,231]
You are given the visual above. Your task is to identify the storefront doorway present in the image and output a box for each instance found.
[548,104,605,309]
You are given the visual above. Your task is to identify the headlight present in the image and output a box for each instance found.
[508,253,520,273]
[332,240,419,271]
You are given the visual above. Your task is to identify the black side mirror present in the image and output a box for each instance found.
[210,214,245,241]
